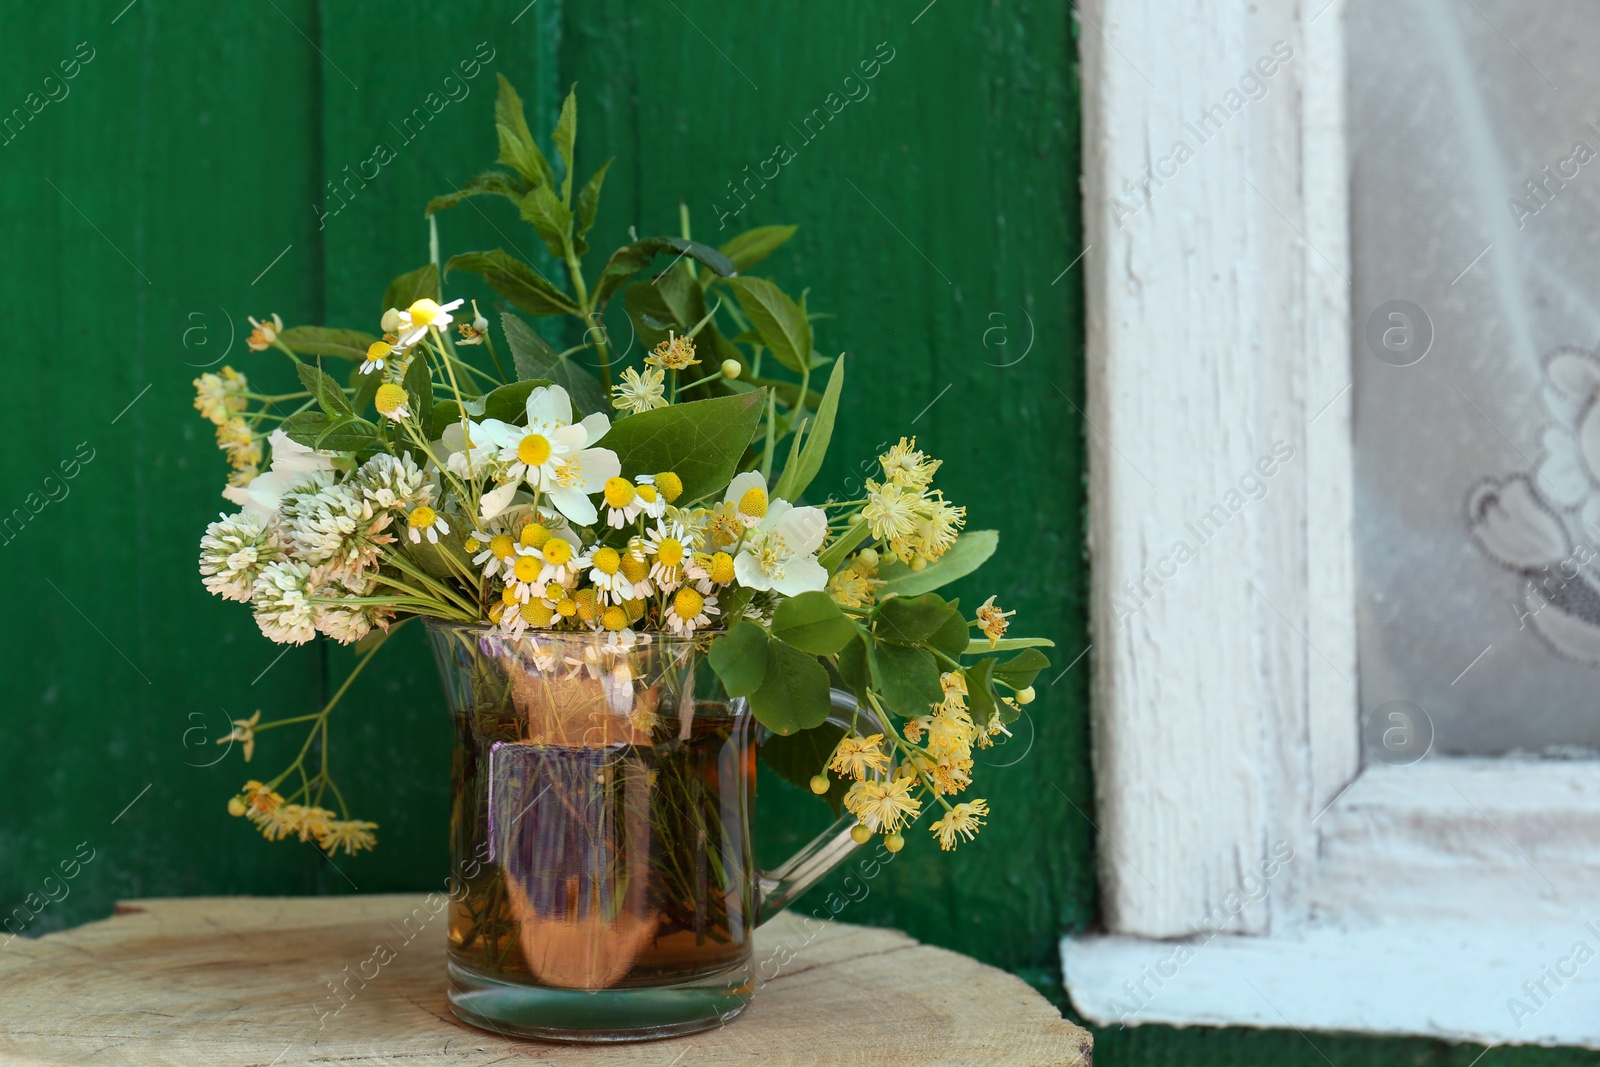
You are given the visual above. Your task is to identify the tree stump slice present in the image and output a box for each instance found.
[0,895,1091,1066]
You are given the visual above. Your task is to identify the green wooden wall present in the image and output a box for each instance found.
[1,2,1594,1064]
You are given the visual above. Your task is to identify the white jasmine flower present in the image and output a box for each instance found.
[199,511,284,602]
[252,559,317,645]
[223,430,338,519]
[437,418,498,481]
[733,499,828,595]
[478,384,619,525]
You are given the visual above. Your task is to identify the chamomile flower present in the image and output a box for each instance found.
[976,595,1014,647]
[929,799,988,851]
[472,528,520,580]
[394,297,464,346]
[733,499,828,596]
[633,475,667,519]
[246,313,283,352]
[619,540,654,597]
[193,367,249,425]
[374,382,409,420]
[665,586,719,635]
[611,365,668,414]
[199,511,284,602]
[361,340,399,376]
[587,546,635,603]
[406,504,450,544]
[536,533,584,586]
[843,777,922,834]
[504,548,546,602]
[602,477,643,529]
[642,521,691,590]
[685,549,736,593]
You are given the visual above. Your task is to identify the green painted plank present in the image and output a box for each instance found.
[0,0,328,935]
[559,0,1090,976]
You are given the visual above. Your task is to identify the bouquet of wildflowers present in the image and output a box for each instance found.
[194,78,1050,858]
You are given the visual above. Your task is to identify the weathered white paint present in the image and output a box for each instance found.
[1072,0,1600,1048]
[1079,0,1355,938]
[1065,913,1600,1049]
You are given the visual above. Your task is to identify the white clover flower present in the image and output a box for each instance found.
[252,559,317,645]
[352,451,432,512]
[199,511,283,602]
[286,483,396,588]
[311,575,391,645]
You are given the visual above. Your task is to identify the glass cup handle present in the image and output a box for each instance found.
[754,687,892,924]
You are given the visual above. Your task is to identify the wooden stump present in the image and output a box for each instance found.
[0,896,1090,1066]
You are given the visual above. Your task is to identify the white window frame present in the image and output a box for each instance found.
[1064,0,1600,1049]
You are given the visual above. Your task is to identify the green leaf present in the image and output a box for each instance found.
[445,250,578,317]
[553,84,577,203]
[494,75,554,189]
[836,634,871,704]
[877,531,1000,597]
[727,277,811,373]
[748,375,824,411]
[401,353,435,440]
[991,648,1050,692]
[279,326,379,362]
[760,721,850,813]
[774,355,844,501]
[718,583,755,627]
[623,280,680,351]
[771,591,857,656]
[818,521,870,573]
[499,312,606,412]
[750,638,833,735]
[348,363,382,416]
[874,593,958,646]
[928,602,970,661]
[719,225,797,273]
[425,169,527,217]
[519,184,574,260]
[709,621,770,697]
[871,641,942,718]
[297,361,353,419]
[595,390,764,503]
[967,636,1056,654]
[381,264,440,317]
[574,158,613,248]
[593,237,738,309]
[478,378,563,424]
[965,657,999,727]
[279,411,381,453]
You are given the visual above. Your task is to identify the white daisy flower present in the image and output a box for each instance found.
[251,559,317,645]
[665,586,719,636]
[394,297,464,347]
[199,511,284,602]
[586,545,636,603]
[406,504,450,544]
[601,477,644,529]
[642,520,691,591]
[733,499,828,596]
[634,475,668,519]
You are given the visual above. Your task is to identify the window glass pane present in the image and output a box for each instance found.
[1351,0,1600,757]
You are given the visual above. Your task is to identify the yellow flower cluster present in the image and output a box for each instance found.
[861,437,966,564]
[646,331,700,371]
[228,781,379,855]
[826,548,883,608]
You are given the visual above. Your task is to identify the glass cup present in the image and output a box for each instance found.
[426,623,887,1042]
